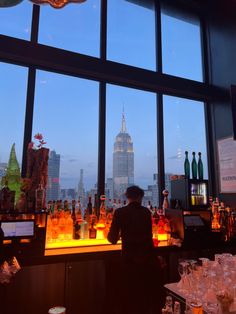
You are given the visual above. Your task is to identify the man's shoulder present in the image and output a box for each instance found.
[117,204,150,214]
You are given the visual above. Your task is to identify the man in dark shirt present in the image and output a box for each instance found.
[108,186,157,314]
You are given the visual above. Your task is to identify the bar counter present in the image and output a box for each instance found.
[1,232,236,314]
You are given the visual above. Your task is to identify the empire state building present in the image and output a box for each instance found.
[113,111,134,199]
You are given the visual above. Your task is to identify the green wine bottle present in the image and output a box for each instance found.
[198,152,204,180]
[184,151,190,179]
[191,152,198,179]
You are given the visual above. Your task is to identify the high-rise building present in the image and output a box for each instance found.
[106,177,114,201]
[78,169,85,207]
[0,162,7,182]
[113,111,134,200]
[60,188,76,201]
[46,150,60,202]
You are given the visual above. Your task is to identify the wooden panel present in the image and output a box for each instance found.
[65,260,106,314]
[1,263,65,314]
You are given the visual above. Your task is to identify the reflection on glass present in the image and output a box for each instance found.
[0,2,32,40]
[164,96,208,194]
[107,0,156,70]
[161,6,203,81]
[0,62,27,176]
[32,71,99,207]
[106,84,158,207]
[38,0,100,57]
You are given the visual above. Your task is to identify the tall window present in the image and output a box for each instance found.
[0,2,32,40]
[39,0,101,57]
[32,71,99,205]
[107,0,156,70]
[161,5,203,81]
[106,84,157,206]
[0,62,28,175]
[163,96,208,194]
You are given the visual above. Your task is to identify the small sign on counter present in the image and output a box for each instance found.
[217,136,236,193]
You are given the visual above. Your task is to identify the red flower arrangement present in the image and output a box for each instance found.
[28,133,47,150]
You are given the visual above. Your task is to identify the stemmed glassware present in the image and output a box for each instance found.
[175,253,236,313]
[177,260,189,293]
[0,256,21,284]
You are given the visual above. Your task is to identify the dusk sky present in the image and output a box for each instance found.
[0,0,208,190]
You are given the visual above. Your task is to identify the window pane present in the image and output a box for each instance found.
[33,71,99,206]
[0,2,32,40]
[106,84,158,207]
[161,6,203,81]
[107,0,156,70]
[0,62,27,178]
[164,96,208,195]
[39,0,100,57]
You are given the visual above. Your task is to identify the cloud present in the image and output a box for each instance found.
[39,80,47,84]
[168,155,180,160]
[86,162,95,168]
[68,159,78,163]
[24,28,30,33]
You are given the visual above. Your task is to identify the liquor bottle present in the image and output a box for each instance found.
[184,151,190,179]
[63,199,69,211]
[89,222,97,239]
[191,152,198,179]
[87,196,93,215]
[35,182,46,211]
[73,220,80,239]
[96,195,107,239]
[162,189,169,214]
[91,195,98,225]
[75,198,82,221]
[71,199,76,222]
[197,152,204,180]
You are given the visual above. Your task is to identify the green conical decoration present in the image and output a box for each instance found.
[6,143,21,204]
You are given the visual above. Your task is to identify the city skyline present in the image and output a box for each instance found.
[0,1,208,195]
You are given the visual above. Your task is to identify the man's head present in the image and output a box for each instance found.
[125,185,144,204]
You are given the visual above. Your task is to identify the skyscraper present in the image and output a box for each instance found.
[0,162,7,183]
[113,111,134,199]
[46,150,60,202]
[78,169,85,207]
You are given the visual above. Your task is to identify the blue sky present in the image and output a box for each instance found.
[0,0,207,190]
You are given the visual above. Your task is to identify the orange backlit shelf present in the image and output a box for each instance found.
[45,238,121,249]
[153,233,169,241]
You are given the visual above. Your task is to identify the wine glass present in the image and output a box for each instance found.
[177,260,188,293]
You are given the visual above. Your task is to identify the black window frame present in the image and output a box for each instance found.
[0,0,227,205]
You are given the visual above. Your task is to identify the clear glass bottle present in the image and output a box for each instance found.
[35,182,45,211]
